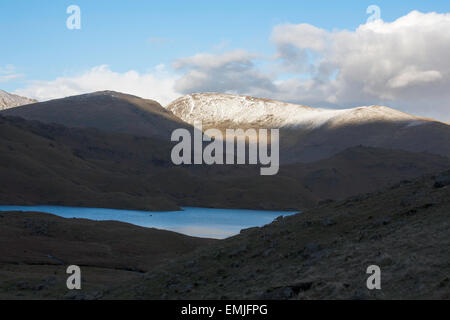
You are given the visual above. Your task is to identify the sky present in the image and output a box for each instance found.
[1,0,449,121]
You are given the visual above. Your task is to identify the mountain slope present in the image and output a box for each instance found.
[280,146,450,200]
[167,93,428,129]
[0,115,318,210]
[167,93,450,162]
[0,90,37,110]
[0,210,216,299]
[1,116,448,211]
[0,211,216,271]
[1,91,190,139]
[111,170,450,300]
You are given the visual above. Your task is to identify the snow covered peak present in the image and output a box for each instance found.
[0,90,37,111]
[166,93,427,129]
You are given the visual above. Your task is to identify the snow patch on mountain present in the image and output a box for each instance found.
[167,93,428,129]
[0,90,37,110]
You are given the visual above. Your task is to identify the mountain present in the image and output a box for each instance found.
[0,115,179,211]
[0,90,37,110]
[1,115,449,211]
[167,93,435,130]
[0,115,317,211]
[280,146,450,200]
[167,93,450,162]
[1,91,190,139]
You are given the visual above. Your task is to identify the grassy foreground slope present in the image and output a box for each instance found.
[110,170,450,300]
[0,211,216,300]
[1,171,447,299]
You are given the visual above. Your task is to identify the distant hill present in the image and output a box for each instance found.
[168,93,450,162]
[1,91,190,139]
[0,115,317,210]
[280,146,450,200]
[0,89,37,110]
[1,115,448,211]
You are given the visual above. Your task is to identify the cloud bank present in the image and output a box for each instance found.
[16,65,179,106]
[15,11,450,121]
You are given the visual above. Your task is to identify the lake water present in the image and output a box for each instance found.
[0,205,297,239]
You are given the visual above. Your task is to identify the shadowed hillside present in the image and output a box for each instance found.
[0,211,216,299]
[1,116,449,211]
[1,91,190,139]
[110,171,450,300]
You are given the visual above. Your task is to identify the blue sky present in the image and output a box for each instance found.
[0,0,448,90]
[1,0,449,120]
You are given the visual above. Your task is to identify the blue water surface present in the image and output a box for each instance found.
[0,205,298,239]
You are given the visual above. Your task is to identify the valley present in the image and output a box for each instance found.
[0,89,448,300]
[1,91,449,212]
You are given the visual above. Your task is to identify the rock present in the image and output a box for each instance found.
[143,273,157,280]
[43,276,57,285]
[377,253,394,266]
[15,281,32,290]
[229,246,248,258]
[437,277,449,288]
[260,282,314,300]
[231,261,240,268]
[375,217,392,226]
[166,277,180,289]
[263,248,275,257]
[434,172,450,188]
[194,280,206,287]
[214,250,223,260]
[274,216,284,222]
[64,292,87,300]
[318,199,335,206]
[350,290,370,300]
[184,260,196,268]
[90,291,104,299]
[33,284,48,291]
[240,227,259,234]
[216,268,227,275]
[301,243,322,258]
[183,284,193,293]
[260,287,294,300]
[323,218,336,227]
[369,234,382,241]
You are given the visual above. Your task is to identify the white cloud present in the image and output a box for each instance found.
[387,68,442,89]
[270,11,450,120]
[16,65,180,105]
[173,50,276,96]
[272,23,329,52]
[0,64,24,82]
[173,50,258,69]
[13,11,450,121]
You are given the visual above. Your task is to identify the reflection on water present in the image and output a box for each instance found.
[0,205,298,239]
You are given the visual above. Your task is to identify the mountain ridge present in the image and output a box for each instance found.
[168,93,450,163]
[167,92,437,129]
[1,115,449,211]
[0,90,37,111]
[1,91,191,139]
